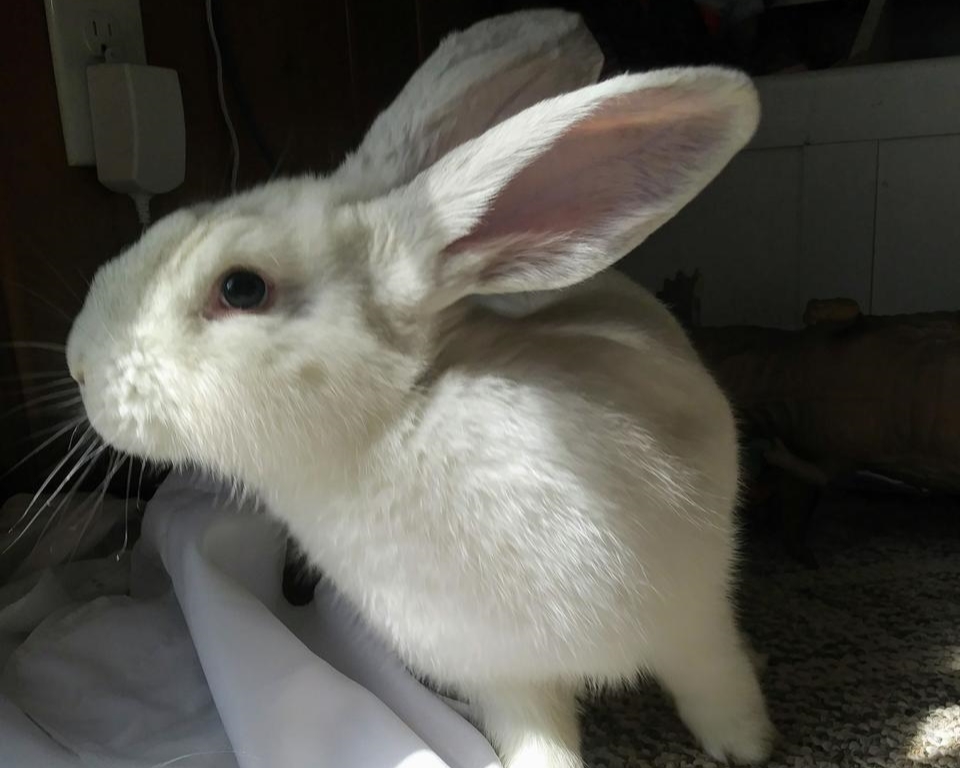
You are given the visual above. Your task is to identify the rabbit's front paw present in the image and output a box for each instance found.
[653,621,775,764]
[684,702,776,765]
[471,682,583,768]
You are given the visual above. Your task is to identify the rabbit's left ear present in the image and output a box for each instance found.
[374,67,759,310]
[333,10,602,200]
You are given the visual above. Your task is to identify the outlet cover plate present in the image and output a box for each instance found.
[44,0,147,166]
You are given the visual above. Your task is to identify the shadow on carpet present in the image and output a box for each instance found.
[582,488,960,767]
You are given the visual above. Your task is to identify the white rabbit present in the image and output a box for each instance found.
[66,10,773,768]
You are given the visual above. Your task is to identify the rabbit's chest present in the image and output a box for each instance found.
[276,448,654,681]
[282,492,538,676]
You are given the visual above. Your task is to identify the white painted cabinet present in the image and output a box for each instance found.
[874,135,960,315]
[626,148,802,328]
[624,57,960,328]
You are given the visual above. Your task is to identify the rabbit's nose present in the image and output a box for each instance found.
[66,336,85,386]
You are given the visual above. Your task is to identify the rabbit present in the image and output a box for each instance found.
[65,10,774,768]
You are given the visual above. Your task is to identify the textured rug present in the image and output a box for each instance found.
[581,487,960,767]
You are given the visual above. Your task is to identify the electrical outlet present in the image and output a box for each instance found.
[44,0,147,166]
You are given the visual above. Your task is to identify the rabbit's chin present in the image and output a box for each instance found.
[87,412,180,465]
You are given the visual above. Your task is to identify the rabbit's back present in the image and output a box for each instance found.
[433,271,737,500]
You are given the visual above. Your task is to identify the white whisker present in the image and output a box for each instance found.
[0,416,88,480]
[0,282,73,324]
[34,248,86,307]
[68,419,85,448]
[25,416,86,442]
[137,460,147,504]
[72,451,125,559]
[0,371,70,382]
[3,436,105,553]
[12,379,76,396]
[7,430,96,532]
[0,340,68,352]
[122,455,134,555]
[148,749,257,767]
[2,390,83,419]
[32,447,104,553]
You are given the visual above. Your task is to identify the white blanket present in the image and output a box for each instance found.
[0,473,501,768]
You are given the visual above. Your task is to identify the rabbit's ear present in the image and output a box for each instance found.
[376,67,759,310]
[334,10,602,200]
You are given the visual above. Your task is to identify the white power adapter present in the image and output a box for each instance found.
[86,63,185,226]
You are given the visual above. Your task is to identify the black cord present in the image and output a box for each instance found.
[210,0,279,173]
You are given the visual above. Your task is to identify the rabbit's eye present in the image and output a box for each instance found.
[220,270,269,311]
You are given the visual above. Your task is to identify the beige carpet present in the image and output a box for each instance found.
[582,486,960,767]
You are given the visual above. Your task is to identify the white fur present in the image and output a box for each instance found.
[334,9,603,201]
[67,11,773,768]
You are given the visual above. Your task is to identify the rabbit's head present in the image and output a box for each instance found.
[67,10,759,491]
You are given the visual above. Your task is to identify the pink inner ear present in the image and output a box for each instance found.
[443,88,735,283]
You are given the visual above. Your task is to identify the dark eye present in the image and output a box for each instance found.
[220,270,268,310]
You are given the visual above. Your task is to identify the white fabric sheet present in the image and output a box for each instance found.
[0,473,501,768]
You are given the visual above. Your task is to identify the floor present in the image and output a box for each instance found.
[581,486,960,767]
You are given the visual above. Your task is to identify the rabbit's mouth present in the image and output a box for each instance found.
[79,349,185,464]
